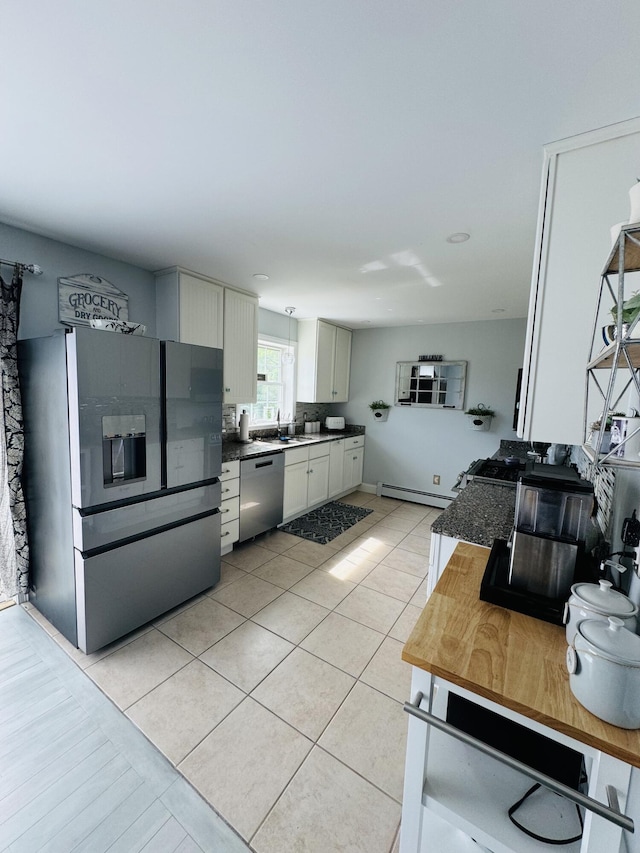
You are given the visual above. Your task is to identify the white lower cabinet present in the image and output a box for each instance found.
[219,460,240,554]
[328,439,345,497]
[427,533,474,600]
[307,449,330,506]
[342,435,365,491]
[283,454,310,520]
[283,443,330,521]
[401,667,635,853]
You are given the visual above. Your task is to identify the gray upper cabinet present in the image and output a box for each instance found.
[395,360,467,409]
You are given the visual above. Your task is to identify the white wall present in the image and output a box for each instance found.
[1,222,157,341]
[338,318,527,498]
[258,306,297,342]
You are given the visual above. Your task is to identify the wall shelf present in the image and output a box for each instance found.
[585,224,640,467]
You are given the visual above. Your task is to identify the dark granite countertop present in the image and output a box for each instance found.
[431,481,516,548]
[221,427,365,463]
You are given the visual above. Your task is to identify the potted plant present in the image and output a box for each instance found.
[369,400,391,422]
[590,412,626,453]
[603,292,640,343]
[465,404,495,431]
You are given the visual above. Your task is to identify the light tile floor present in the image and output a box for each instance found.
[27,491,442,853]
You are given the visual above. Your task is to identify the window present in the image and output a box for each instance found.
[237,337,296,426]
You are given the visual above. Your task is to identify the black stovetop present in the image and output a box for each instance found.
[467,458,526,485]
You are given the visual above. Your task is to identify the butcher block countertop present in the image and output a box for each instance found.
[402,541,640,768]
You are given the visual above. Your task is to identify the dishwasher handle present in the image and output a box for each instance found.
[255,459,274,469]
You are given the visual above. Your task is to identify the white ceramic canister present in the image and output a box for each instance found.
[567,616,640,728]
[564,579,637,645]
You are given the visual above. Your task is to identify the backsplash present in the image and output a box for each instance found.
[222,402,340,436]
[573,446,616,538]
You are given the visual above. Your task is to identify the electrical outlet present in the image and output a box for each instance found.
[433,474,440,485]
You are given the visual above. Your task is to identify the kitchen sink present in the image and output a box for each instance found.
[253,434,328,447]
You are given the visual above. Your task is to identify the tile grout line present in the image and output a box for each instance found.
[21,492,435,852]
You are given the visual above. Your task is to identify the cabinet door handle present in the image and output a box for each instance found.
[404,692,635,834]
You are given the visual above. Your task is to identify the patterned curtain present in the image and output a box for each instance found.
[0,267,29,601]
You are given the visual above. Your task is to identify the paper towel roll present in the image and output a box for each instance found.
[239,409,249,442]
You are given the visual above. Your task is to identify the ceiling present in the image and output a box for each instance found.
[2,2,640,329]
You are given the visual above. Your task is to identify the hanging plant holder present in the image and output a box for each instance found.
[465,403,495,431]
[369,400,391,422]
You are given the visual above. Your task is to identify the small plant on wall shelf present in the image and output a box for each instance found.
[369,400,391,422]
[464,403,495,431]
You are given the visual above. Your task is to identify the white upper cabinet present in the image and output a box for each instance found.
[518,118,640,445]
[296,318,352,403]
[155,267,258,404]
[155,268,223,347]
[223,288,258,404]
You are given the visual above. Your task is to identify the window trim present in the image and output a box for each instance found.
[236,334,297,427]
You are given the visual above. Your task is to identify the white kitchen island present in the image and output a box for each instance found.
[401,542,640,853]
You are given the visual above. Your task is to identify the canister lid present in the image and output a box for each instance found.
[570,579,637,617]
[578,616,640,665]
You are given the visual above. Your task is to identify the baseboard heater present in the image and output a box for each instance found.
[376,482,452,509]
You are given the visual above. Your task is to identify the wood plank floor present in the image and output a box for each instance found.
[0,605,250,853]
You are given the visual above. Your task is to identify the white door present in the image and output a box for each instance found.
[328,439,344,497]
[179,273,224,348]
[332,325,352,402]
[223,289,258,404]
[283,459,309,519]
[307,454,330,507]
[343,446,364,491]
[315,320,337,402]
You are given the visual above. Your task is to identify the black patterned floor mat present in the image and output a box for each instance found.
[281,501,373,545]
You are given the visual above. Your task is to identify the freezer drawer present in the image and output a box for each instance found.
[73,483,221,551]
[75,512,221,653]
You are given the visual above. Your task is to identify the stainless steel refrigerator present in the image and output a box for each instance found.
[19,326,223,653]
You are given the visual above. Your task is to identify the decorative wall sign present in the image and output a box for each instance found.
[58,274,129,326]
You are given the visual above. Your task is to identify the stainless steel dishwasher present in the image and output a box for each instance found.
[239,452,285,541]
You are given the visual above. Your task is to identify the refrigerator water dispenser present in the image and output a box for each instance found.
[102,414,147,484]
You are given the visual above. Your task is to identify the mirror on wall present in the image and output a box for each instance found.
[395,360,467,409]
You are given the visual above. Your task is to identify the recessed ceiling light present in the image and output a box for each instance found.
[253,273,270,281]
[446,232,470,244]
